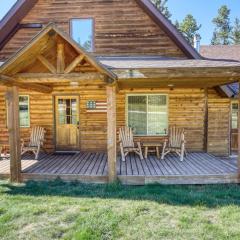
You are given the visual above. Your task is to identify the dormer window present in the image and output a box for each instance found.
[70,18,94,52]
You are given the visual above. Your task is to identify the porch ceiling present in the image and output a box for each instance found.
[115,67,240,88]
[97,56,240,89]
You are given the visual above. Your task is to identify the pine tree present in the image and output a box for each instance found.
[211,30,221,45]
[175,20,180,30]
[231,18,240,44]
[177,14,201,45]
[211,5,232,45]
[151,0,172,19]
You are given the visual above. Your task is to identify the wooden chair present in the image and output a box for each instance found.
[161,126,186,161]
[21,126,46,160]
[119,127,144,161]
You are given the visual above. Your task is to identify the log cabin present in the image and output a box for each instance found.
[0,0,240,184]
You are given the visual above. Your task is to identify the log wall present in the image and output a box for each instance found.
[0,0,186,61]
[207,89,230,156]
[117,88,205,152]
[0,85,230,155]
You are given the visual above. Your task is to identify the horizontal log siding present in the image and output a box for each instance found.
[0,82,108,152]
[0,0,186,61]
[52,84,108,151]
[207,89,230,156]
[0,86,8,145]
[117,88,205,152]
[0,86,230,155]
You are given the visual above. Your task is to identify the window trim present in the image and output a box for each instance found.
[69,17,95,52]
[125,93,169,136]
[6,95,30,128]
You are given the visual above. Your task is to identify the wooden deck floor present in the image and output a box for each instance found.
[0,152,238,184]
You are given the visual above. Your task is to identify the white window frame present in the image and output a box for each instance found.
[6,95,30,128]
[125,94,169,136]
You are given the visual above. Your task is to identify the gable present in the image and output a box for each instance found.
[0,0,199,61]
[0,24,116,81]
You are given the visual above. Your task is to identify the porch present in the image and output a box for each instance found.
[0,152,238,185]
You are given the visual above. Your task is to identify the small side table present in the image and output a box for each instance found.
[142,142,162,159]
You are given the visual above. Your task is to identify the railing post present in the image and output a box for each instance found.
[107,85,117,182]
[6,86,22,182]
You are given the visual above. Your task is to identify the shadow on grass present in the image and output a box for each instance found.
[1,178,240,207]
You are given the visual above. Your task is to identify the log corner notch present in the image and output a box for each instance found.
[6,86,22,183]
[107,84,117,182]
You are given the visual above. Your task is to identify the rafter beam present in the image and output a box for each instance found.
[15,73,106,82]
[0,74,52,93]
[57,43,65,73]
[64,55,85,74]
[37,55,57,74]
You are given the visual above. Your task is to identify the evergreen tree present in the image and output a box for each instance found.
[231,18,240,44]
[211,5,232,45]
[211,30,221,45]
[175,20,180,30]
[177,14,201,45]
[151,0,172,19]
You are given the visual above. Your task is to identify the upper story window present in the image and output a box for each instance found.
[71,18,94,52]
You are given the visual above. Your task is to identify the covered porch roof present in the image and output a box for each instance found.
[0,23,117,93]
[97,56,240,89]
[0,23,239,91]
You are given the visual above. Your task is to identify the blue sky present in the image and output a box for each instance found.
[0,0,239,45]
[168,0,240,44]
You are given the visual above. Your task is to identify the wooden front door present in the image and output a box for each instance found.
[55,96,80,151]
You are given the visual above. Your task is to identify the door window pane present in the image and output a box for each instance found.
[71,19,93,51]
[58,99,66,125]
[57,98,78,125]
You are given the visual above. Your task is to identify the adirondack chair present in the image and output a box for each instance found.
[21,126,46,160]
[161,126,186,161]
[119,127,144,161]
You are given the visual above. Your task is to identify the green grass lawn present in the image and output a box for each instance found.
[1,180,240,240]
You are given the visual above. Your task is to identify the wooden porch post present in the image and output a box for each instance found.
[238,81,240,181]
[107,85,117,182]
[6,86,22,182]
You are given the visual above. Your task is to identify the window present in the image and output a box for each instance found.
[6,95,30,128]
[231,102,238,129]
[127,94,168,136]
[71,19,94,51]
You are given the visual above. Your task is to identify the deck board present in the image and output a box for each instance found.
[0,152,238,184]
